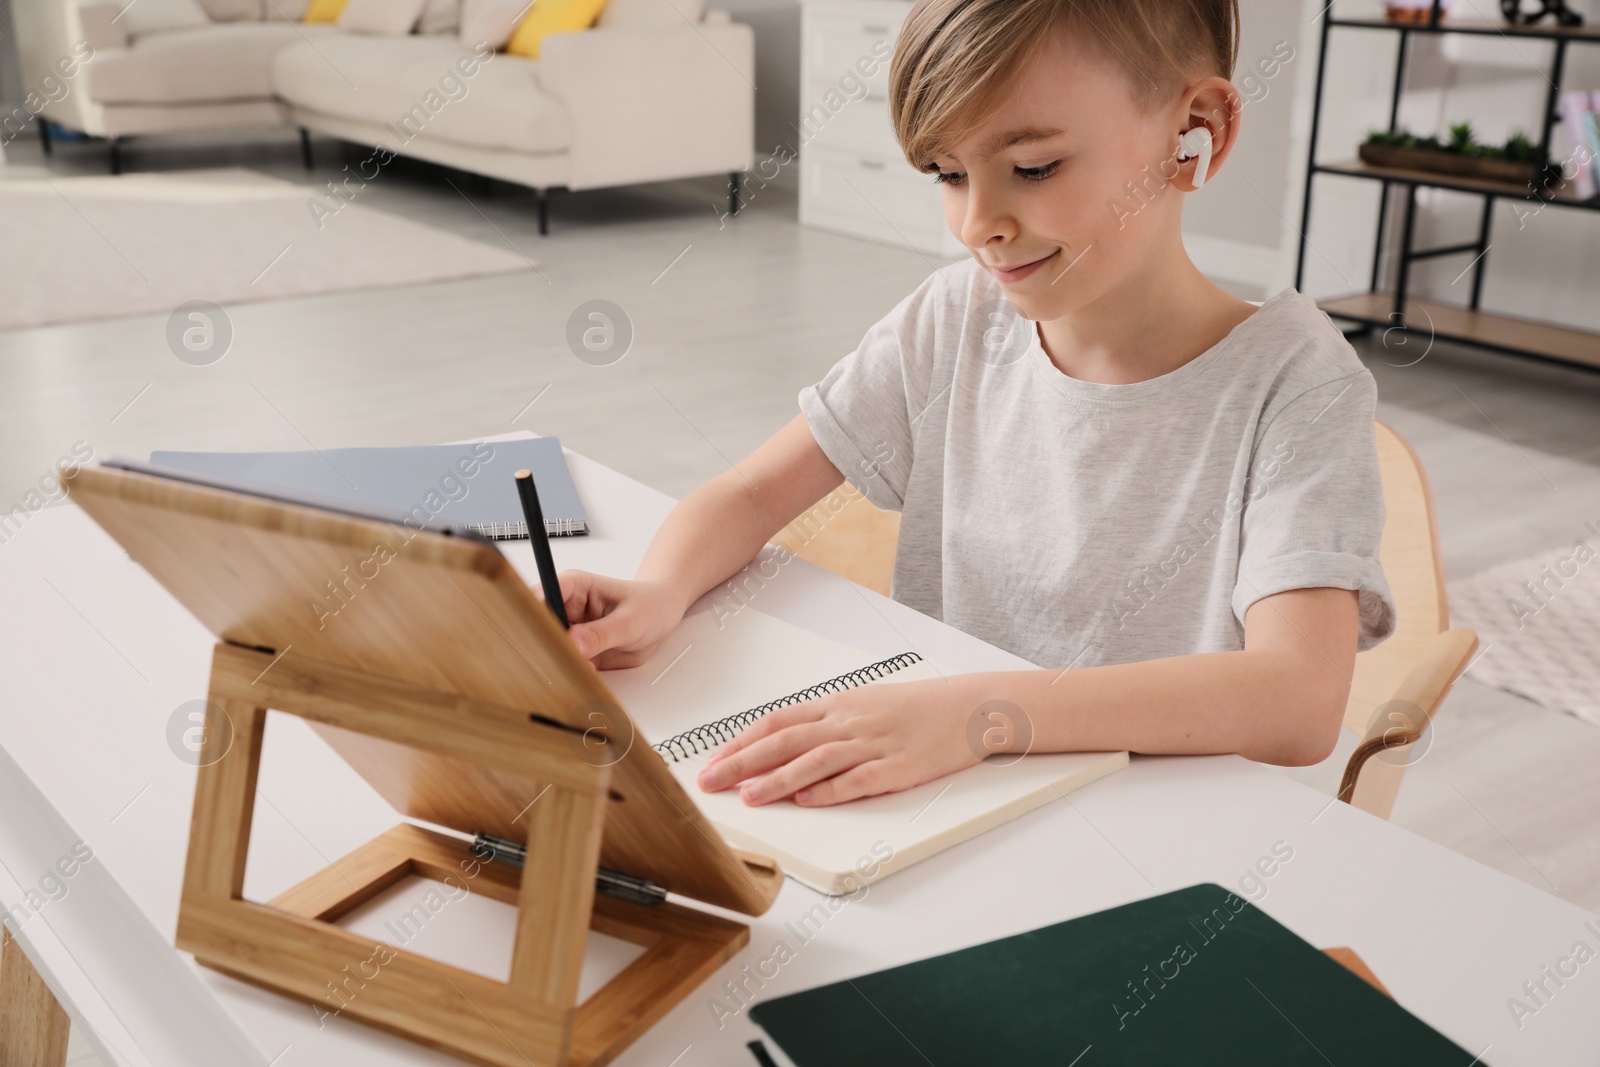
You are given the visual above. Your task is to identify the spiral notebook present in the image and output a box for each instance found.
[602,605,1127,894]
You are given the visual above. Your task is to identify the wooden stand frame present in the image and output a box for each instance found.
[177,644,748,1067]
[64,463,785,1067]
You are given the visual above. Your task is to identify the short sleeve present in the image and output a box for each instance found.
[1233,371,1397,651]
[797,273,943,512]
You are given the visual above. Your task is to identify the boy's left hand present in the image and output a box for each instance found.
[695,676,986,807]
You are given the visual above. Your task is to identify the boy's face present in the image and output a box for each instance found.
[929,32,1191,324]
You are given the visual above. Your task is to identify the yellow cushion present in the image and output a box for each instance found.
[302,0,348,23]
[505,0,610,58]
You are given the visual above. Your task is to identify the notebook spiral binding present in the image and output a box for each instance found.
[468,518,589,540]
[652,651,925,764]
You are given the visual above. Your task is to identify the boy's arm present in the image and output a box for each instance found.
[966,586,1358,766]
[696,586,1359,806]
[636,413,847,613]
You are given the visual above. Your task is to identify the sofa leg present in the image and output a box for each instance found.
[537,188,548,236]
[299,127,313,171]
[37,117,52,157]
[109,137,122,175]
[729,170,742,217]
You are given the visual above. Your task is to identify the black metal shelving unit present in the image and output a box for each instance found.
[1295,0,1600,370]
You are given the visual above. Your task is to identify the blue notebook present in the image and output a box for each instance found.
[149,437,588,539]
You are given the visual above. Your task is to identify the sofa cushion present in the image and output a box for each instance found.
[597,0,704,30]
[302,0,348,21]
[264,0,312,19]
[458,0,526,49]
[196,0,262,20]
[120,0,210,38]
[337,0,428,34]
[270,34,568,153]
[505,0,606,58]
[418,0,460,34]
[87,22,334,105]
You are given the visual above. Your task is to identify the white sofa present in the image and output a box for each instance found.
[11,0,755,231]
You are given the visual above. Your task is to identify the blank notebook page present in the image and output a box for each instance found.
[601,605,1126,894]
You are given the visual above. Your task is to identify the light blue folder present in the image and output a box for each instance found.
[149,437,588,539]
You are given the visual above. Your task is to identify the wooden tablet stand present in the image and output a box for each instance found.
[65,465,785,1067]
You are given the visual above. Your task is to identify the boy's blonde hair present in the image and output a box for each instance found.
[889,0,1240,168]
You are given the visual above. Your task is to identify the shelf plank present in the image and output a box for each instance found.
[1318,158,1600,207]
[1319,292,1600,368]
[1331,15,1600,42]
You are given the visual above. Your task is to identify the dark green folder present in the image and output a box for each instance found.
[748,884,1483,1066]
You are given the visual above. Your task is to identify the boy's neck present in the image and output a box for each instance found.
[1034,256,1260,387]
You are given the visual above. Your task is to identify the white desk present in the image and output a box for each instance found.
[1,444,1596,1066]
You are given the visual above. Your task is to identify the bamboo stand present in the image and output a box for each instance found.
[177,644,750,1067]
[64,464,784,1067]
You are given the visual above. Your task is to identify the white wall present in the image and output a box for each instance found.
[713,0,803,157]
[0,0,25,128]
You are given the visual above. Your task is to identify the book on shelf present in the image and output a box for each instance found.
[1559,91,1599,200]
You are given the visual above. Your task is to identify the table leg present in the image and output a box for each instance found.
[0,926,71,1067]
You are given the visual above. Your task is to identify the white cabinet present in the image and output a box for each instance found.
[796,0,966,258]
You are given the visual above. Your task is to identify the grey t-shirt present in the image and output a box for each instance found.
[798,259,1396,671]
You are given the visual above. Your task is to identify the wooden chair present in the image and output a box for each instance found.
[1337,422,1478,818]
[770,421,1477,820]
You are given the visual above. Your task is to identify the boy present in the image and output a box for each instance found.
[557,0,1395,808]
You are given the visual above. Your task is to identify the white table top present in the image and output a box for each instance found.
[1,443,1596,1066]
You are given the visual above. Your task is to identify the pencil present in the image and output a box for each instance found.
[514,468,570,630]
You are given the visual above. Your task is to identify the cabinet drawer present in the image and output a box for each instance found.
[802,11,902,88]
[799,146,952,255]
[798,89,896,158]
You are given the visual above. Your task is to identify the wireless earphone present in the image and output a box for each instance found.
[1176,127,1213,191]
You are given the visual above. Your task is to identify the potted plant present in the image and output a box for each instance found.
[1359,122,1552,187]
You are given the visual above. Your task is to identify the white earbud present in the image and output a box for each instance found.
[1176,127,1213,191]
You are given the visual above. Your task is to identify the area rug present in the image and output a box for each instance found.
[1448,526,1600,726]
[0,168,534,331]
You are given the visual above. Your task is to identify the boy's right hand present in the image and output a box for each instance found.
[556,570,687,670]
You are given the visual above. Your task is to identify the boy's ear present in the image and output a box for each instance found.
[1175,78,1242,192]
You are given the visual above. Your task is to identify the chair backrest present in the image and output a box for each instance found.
[771,487,900,597]
[1343,421,1450,735]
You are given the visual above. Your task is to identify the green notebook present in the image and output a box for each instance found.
[748,884,1482,1066]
